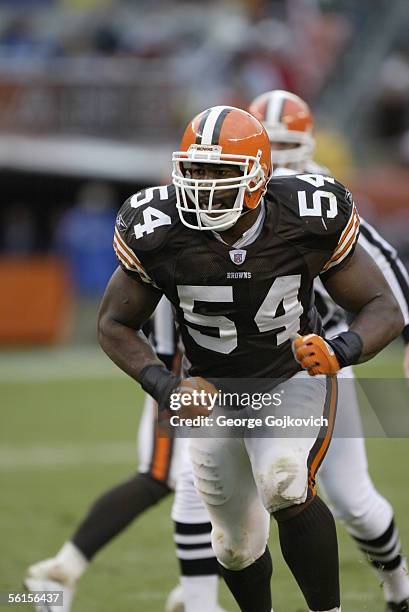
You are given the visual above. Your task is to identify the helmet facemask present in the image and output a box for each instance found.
[172,145,266,232]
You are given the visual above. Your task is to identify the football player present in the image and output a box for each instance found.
[95,105,403,612]
[24,299,225,612]
[249,89,409,612]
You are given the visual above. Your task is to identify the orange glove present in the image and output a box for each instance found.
[292,333,340,376]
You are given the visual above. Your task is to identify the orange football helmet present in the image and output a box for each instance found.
[248,90,315,169]
[172,106,272,231]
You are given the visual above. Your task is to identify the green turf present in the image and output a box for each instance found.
[1,344,408,611]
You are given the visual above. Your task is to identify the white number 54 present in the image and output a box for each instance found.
[177,275,302,354]
[296,174,338,219]
[130,186,171,239]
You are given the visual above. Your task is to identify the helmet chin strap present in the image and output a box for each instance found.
[201,203,254,232]
[200,188,246,231]
[200,210,238,231]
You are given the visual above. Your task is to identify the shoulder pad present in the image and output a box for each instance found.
[267,173,356,237]
[115,184,179,253]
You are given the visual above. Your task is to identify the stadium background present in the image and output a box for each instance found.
[1,0,408,610]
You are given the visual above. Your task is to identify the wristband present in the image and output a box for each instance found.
[139,364,180,412]
[326,331,363,368]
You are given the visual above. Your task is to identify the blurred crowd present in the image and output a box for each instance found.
[0,0,378,109]
[0,0,408,297]
[0,0,407,139]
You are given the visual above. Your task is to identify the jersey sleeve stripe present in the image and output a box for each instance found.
[113,239,140,272]
[322,210,359,272]
[322,212,360,272]
[113,236,155,285]
[323,239,356,271]
[330,217,359,263]
[113,234,139,269]
[331,208,359,258]
[114,227,144,269]
[328,206,357,260]
[339,204,358,242]
[322,232,358,272]
[114,242,143,272]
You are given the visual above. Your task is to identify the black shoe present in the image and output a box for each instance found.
[386,600,409,612]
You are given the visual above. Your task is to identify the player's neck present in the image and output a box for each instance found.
[215,206,262,246]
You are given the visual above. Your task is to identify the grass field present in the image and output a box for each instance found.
[1,344,408,611]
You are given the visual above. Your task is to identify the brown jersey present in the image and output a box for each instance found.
[113,174,359,381]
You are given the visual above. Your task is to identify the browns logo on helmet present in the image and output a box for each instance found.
[172,106,272,231]
[248,90,315,169]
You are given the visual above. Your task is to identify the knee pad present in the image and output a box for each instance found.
[255,454,308,513]
[212,526,266,571]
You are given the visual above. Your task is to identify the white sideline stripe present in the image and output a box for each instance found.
[0,442,136,469]
[0,347,126,382]
[0,367,125,383]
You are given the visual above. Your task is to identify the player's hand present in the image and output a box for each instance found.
[170,376,218,419]
[403,344,409,388]
[292,334,340,376]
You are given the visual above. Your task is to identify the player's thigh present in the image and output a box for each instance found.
[189,436,270,569]
[246,371,338,513]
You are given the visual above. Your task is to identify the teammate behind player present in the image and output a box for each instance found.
[96,105,403,612]
[249,89,409,612]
